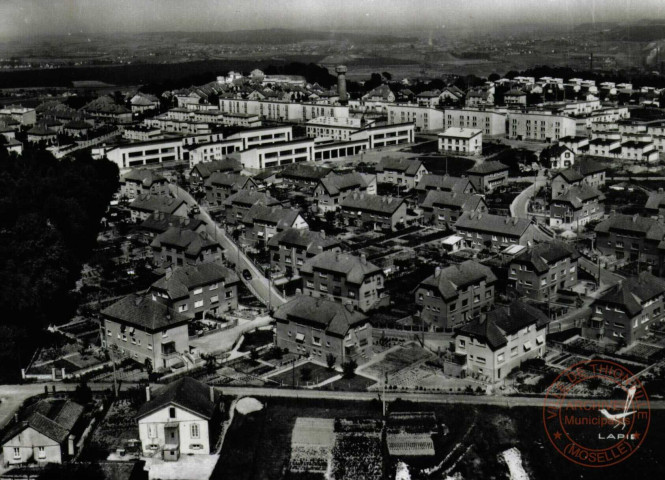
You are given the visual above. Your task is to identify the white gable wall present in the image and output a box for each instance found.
[2,427,62,465]
[138,404,210,455]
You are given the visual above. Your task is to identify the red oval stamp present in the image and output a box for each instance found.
[543,359,650,467]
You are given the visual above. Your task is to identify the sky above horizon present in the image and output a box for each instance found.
[0,0,664,38]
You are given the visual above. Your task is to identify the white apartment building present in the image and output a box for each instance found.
[219,98,349,123]
[105,138,184,170]
[507,112,576,142]
[305,116,364,142]
[230,138,315,170]
[444,108,506,137]
[438,128,483,155]
[226,125,293,150]
[186,139,245,166]
[349,122,415,148]
[386,105,445,132]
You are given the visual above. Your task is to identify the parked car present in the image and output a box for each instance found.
[242,269,253,281]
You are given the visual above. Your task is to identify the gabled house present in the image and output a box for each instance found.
[137,377,218,459]
[149,263,239,319]
[339,194,407,232]
[268,228,342,277]
[421,191,487,228]
[375,157,428,190]
[454,212,536,251]
[551,158,606,198]
[415,261,497,331]
[138,213,207,244]
[362,85,395,103]
[541,144,575,170]
[274,295,373,367]
[550,184,605,229]
[151,227,223,268]
[300,251,387,312]
[204,173,258,206]
[465,161,509,193]
[594,214,665,269]
[120,169,170,200]
[415,174,476,203]
[129,194,189,222]
[454,301,548,382]
[240,204,308,247]
[2,400,84,465]
[646,192,665,218]
[313,172,375,212]
[223,190,281,226]
[189,159,243,186]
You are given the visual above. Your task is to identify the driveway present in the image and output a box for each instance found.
[190,315,272,355]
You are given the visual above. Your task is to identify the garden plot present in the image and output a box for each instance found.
[289,418,335,473]
[331,418,383,480]
[386,412,438,457]
[84,399,141,461]
[363,343,436,379]
[624,342,663,361]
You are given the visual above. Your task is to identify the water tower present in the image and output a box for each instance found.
[335,65,348,105]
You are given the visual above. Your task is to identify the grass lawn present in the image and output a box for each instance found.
[214,398,665,480]
[269,362,338,387]
[322,374,376,391]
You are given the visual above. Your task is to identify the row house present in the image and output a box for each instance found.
[415,261,497,331]
[421,191,487,228]
[454,301,548,382]
[550,184,605,229]
[241,204,308,248]
[465,161,509,193]
[101,294,192,371]
[119,169,170,200]
[375,157,428,190]
[204,173,258,206]
[219,97,350,123]
[129,194,188,222]
[149,263,239,319]
[313,172,376,212]
[274,295,372,367]
[226,125,293,150]
[584,272,665,345]
[300,251,387,312]
[151,227,223,268]
[558,135,590,154]
[508,241,579,301]
[595,214,665,268]
[339,194,407,232]
[454,212,536,251]
[268,228,342,277]
[415,174,476,203]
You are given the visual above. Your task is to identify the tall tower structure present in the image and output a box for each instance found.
[335,65,348,105]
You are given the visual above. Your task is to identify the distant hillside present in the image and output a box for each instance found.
[148,28,417,45]
[603,21,665,42]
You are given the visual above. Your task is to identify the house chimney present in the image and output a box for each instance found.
[296,288,302,295]
[145,386,151,401]
[67,434,75,456]
[435,266,442,277]
[165,267,173,279]
[320,230,326,239]
[210,386,215,403]
[345,302,355,312]
[360,253,367,264]
[513,218,519,225]
[633,214,638,223]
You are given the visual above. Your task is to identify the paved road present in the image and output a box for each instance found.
[170,184,286,308]
[216,385,665,409]
[510,172,546,218]
[578,257,623,287]
[190,315,272,355]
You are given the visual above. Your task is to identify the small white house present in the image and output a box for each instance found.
[137,377,217,461]
[438,128,483,156]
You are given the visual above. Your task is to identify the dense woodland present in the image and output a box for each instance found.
[0,145,118,382]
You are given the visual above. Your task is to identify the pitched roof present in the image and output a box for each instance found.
[301,251,382,284]
[645,192,665,212]
[205,172,254,189]
[137,377,215,420]
[466,161,509,175]
[454,211,533,237]
[555,168,584,183]
[150,227,218,257]
[129,194,186,215]
[512,241,579,274]
[2,400,84,444]
[542,144,573,158]
[416,174,474,193]
[102,294,192,331]
[595,272,665,316]
[552,184,604,209]
[456,301,548,350]
[376,157,425,176]
[595,214,665,241]
[420,191,484,211]
[420,260,497,301]
[151,263,239,300]
[575,158,606,176]
[241,204,303,229]
[340,193,405,215]
[364,84,394,100]
[223,189,280,208]
[121,169,168,187]
[273,295,368,337]
[140,212,205,234]
[319,172,368,195]
[267,228,341,253]
[191,159,243,179]
[278,163,333,181]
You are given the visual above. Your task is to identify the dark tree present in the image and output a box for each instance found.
[326,353,337,370]
[342,359,358,379]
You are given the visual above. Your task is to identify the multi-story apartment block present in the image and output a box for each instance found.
[558,135,590,154]
[105,138,184,171]
[339,194,407,232]
[313,172,375,212]
[507,112,576,142]
[386,105,445,132]
[267,228,342,277]
[454,212,536,251]
[508,241,579,301]
[186,139,244,166]
[421,191,487,228]
[274,295,372,367]
[101,294,191,371]
[465,161,509,193]
[438,128,483,155]
[149,263,239,319]
[444,108,506,136]
[151,227,223,268]
[550,184,605,229]
[300,251,387,312]
[584,272,665,345]
[219,98,349,122]
[226,125,293,150]
[119,169,170,200]
[229,138,316,170]
[349,122,415,148]
[415,261,497,331]
[204,173,258,206]
[375,157,428,190]
[454,301,548,382]
[305,116,364,142]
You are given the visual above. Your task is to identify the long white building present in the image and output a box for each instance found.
[444,108,507,137]
[105,138,185,170]
[386,105,445,132]
[219,98,349,123]
[507,112,576,142]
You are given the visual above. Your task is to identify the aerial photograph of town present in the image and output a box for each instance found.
[2,0,665,478]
